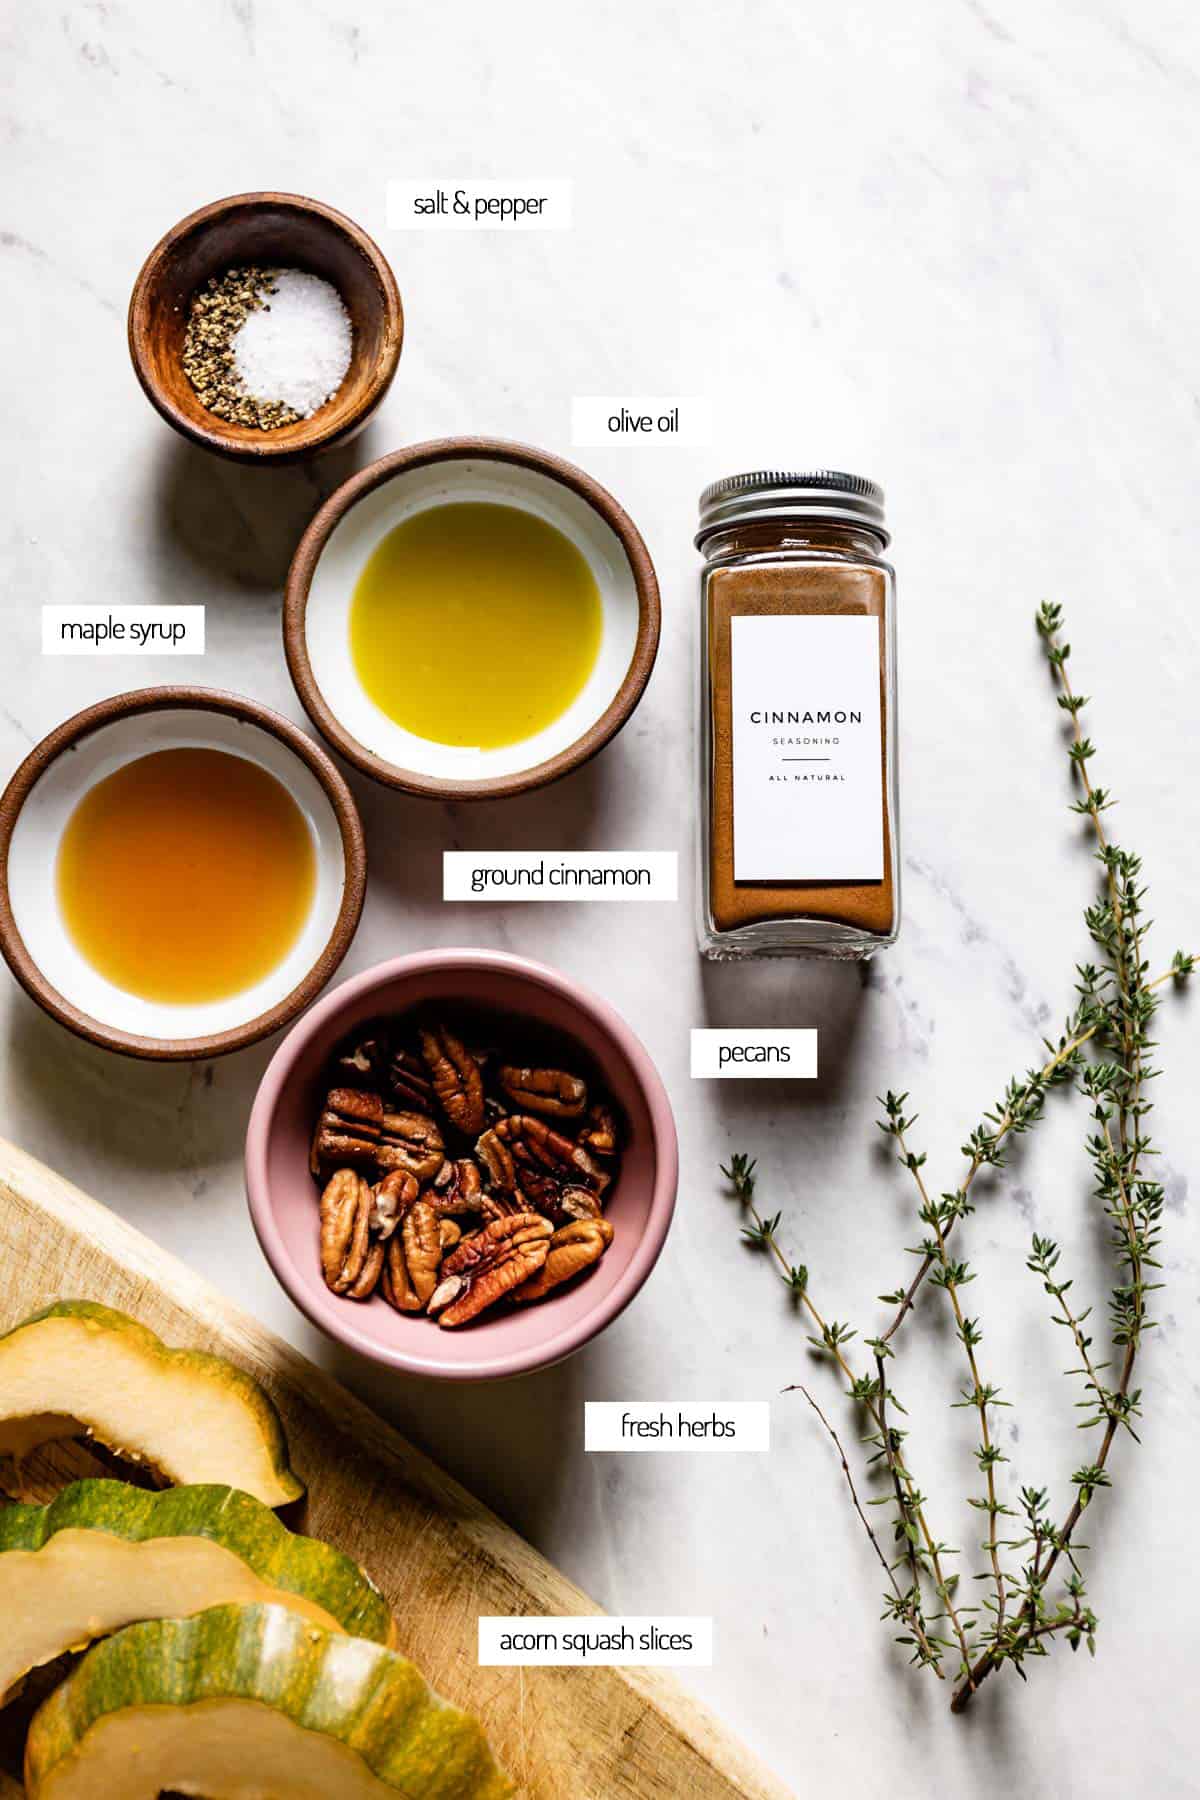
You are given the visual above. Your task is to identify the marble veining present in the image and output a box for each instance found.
[1,2,1198,1795]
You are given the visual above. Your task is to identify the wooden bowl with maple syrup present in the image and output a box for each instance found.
[0,689,366,1060]
[128,192,403,463]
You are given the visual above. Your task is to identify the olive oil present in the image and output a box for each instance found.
[57,748,316,1004]
[349,502,603,749]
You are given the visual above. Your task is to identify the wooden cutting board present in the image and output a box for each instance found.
[0,1138,791,1800]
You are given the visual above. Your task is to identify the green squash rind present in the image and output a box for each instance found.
[0,1301,303,1505]
[24,1602,513,1800]
[0,1480,393,1645]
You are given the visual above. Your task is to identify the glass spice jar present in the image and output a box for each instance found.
[696,470,900,959]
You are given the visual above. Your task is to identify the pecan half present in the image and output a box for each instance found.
[512,1218,614,1303]
[388,1047,436,1115]
[439,1218,463,1253]
[427,1273,464,1315]
[345,1239,385,1301]
[475,1123,516,1191]
[403,1200,444,1305]
[419,1024,485,1136]
[370,1169,418,1240]
[381,1238,417,1312]
[497,1065,588,1120]
[430,1214,553,1328]
[310,1089,383,1181]
[551,1184,605,1227]
[377,1110,445,1183]
[476,1115,610,1200]
[578,1100,619,1158]
[380,1199,444,1312]
[429,1157,486,1216]
[319,1170,378,1297]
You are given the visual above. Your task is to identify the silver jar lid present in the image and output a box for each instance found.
[696,469,888,547]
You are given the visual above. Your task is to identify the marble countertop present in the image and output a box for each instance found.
[2,3,1198,1794]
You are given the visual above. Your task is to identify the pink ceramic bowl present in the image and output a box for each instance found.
[245,949,678,1382]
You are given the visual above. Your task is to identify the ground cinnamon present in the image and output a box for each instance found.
[696,473,899,959]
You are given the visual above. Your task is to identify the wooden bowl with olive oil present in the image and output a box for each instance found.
[128,192,403,463]
[283,438,661,800]
[0,690,366,1059]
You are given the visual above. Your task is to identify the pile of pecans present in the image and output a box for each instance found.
[310,1016,620,1327]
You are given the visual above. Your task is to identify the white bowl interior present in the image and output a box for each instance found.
[8,708,348,1041]
[304,456,641,779]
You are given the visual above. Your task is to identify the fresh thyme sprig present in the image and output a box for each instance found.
[878,1093,1012,1645]
[1026,1234,1128,1438]
[946,604,1186,1707]
[792,1385,944,1670]
[722,606,1194,1712]
[875,1020,1087,1344]
[722,1153,974,1679]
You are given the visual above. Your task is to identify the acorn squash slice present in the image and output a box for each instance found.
[24,1603,513,1799]
[0,1302,302,1507]
[0,1479,394,1704]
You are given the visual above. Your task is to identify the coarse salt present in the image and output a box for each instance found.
[232,270,353,419]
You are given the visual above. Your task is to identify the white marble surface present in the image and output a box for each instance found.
[2,3,1199,1794]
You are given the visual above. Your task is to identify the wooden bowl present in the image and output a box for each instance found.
[0,688,367,1060]
[128,192,403,463]
[283,438,661,799]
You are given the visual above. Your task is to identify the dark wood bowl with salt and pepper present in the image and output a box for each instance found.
[128,192,403,463]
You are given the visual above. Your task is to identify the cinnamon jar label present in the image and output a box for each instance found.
[729,614,884,882]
